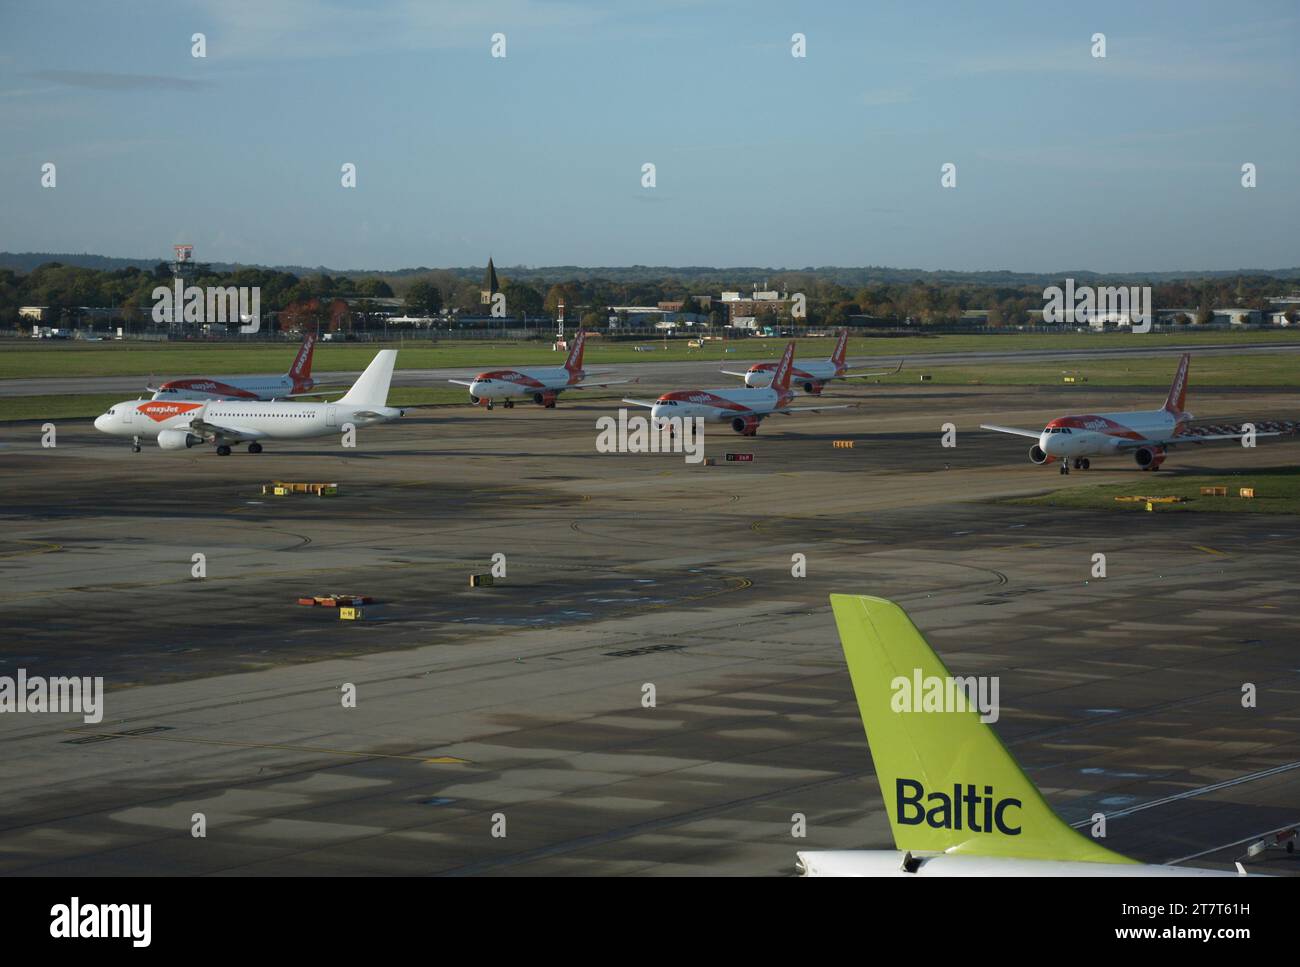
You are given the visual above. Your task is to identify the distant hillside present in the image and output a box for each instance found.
[2,251,1297,286]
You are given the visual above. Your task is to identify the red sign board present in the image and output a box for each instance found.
[724,453,754,462]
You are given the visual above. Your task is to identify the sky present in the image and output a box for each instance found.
[1,0,1297,273]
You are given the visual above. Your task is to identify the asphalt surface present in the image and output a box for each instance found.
[1,376,1298,875]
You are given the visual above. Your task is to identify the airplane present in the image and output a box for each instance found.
[448,330,631,410]
[980,353,1295,474]
[796,593,1252,876]
[95,349,402,456]
[722,329,902,394]
[623,339,853,436]
[148,329,320,401]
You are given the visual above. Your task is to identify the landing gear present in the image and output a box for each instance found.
[1081,458,1090,470]
[486,401,494,411]
[1072,458,1090,470]
[132,435,141,453]
[503,400,514,409]
[248,442,263,454]
[1059,462,1070,475]
[216,445,232,456]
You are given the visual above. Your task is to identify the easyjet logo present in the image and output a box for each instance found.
[137,402,203,422]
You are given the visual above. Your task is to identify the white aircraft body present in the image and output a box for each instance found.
[623,340,851,435]
[149,330,320,401]
[448,330,630,409]
[723,329,902,394]
[95,349,402,456]
[796,594,1254,877]
[980,353,1295,473]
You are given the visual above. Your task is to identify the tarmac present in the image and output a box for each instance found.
[1,376,1298,875]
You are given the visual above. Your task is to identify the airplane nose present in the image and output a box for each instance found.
[93,414,109,432]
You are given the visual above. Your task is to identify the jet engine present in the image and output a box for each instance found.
[1029,444,1051,464]
[731,415,761,436]
[801,380,824,396]
[533,391,557,408]
[1133,446,1166,470]
[157,428,202,450]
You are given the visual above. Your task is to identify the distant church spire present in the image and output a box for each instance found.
[481,257,500,305]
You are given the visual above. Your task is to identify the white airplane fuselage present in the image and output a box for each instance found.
[1036,408,1186,461]
[152,375,309,402]
[797,850,1242,877]
[94,399,400,446]
[650,386,794,430]
[743,359,843,389]
[468,366,584,403]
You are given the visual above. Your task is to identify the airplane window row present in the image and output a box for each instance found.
[1046,427,1074,434]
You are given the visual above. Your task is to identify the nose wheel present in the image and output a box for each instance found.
[131,435,141,453]
[486,401,494,410]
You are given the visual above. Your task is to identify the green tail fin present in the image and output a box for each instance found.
[829,594,1135,864]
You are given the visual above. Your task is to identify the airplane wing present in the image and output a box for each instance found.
[187,416,268,444]
[1113,424,1294,450]
[772,404,857,415]
[447,379,476,387]
[621,398,659,408]
[980,423,1042,439]
[838,359,904,379]
[720,369,752,377]
[567,378,636,390]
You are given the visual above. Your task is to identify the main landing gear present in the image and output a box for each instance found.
[1060,458,1091,475]
[503,400,514,409]
[248,442,263,454]
[217,445,232,456]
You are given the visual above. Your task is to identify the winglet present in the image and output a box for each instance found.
[828,594,1136,864]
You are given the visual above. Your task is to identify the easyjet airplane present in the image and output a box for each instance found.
[448,330,630,409]
[722,329,902,394]
[981,353,1293,474]
[148,330,319,401]
[95,349,401,455]
[623,339,852,435]
[797,594,1252,876]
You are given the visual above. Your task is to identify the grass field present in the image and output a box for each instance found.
[1006,467,1300,514]
[3,329,1299,379]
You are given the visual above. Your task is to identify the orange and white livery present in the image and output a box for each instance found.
[623,340,853,436]
[981,353,1296,474]
[449,330,630,410]
[96,349,402,456]
[723,329,902,395]
[149,330,319,401]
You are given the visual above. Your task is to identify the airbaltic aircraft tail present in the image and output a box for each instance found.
[828,593,1134,864]
[339,349,397,406]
